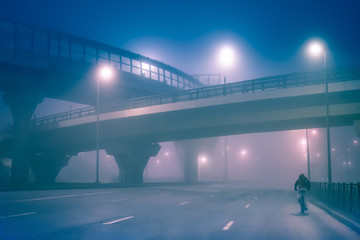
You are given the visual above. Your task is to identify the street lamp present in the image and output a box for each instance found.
[96,65,114,184]
[218,45,236,181]
[307,40,332,183]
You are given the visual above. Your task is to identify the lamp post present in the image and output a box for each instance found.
[96,65,114,184]
[218,45,235,181]
[308,41,332,183]
[305,129,311,181]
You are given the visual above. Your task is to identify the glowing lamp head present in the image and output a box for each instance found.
[308,42,323,57]
[98,65,114,81]
[219,46,235,68]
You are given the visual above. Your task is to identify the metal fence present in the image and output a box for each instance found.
[0,66,359,135]
[0,19,202,90]
[311,182,360,217]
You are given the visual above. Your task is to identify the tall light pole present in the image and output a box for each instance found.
[305,129,311,181]
[218,45,235,181]
[96,65,114,184]
[308,41,332,183]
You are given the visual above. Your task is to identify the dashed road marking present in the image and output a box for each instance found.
[254,197,258,200]
[111,198,128,202]
[0,212,37,219]
[103,216,134,225]
[16,195,77,202]
[209,195,215,198]
[222,221,234,230]
[245,204,251,208]
[178,201,189,206]
[15,192,113,202]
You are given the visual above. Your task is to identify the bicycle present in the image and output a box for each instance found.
[297,188,308,214]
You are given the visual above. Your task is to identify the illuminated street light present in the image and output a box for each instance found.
[218,46,236,181]
[199,156,207,164]
[96,65,114,184]
[307,40,332,183]
[240,150,247,157]
[219,46,235,68]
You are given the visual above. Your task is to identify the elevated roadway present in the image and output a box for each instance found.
[1,67,360,184]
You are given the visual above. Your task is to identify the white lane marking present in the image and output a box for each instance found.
[111,198,127,202]
[16,195,77,202]
[222,221,234,231]
[15,192,113,202]
[254,197,258,200]
[82,192,113,196]
[178,201,189,206]
[209,195,215,198]
[0,212,37,219]
[245,204,251,208]
[103,216,134,225]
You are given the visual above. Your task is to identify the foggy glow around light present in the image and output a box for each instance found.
[219,46,235,68]
[308,41,324,57]
[301,139,307,146]
[98,65,114,81]
[199,156,207,163]
[312,130,317,135]
[240,150,247,156]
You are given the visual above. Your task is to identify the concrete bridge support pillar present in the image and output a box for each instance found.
[175,138,220,183]
[106,141,161,184]
[2,91,43,183]
[29,153,71,183]
[354,120,360,137]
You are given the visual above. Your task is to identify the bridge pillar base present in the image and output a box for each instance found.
[29,153,71,183]
[3,91,43,184]
[106,141,161,184]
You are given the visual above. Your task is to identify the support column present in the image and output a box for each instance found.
[175,140,199,183]
[106,141,161,184]
[175,138,220,183]
[29,153,71,183]
[3,90,43,184]
[354,120,360,137]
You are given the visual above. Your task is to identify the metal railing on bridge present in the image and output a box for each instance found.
[0,19,202,90]
[311,182,360,218]
[0,66,359,135]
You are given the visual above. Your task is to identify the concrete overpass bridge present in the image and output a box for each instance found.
[1,67,360,184]
[0,19,206,183]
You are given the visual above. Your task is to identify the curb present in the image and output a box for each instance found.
[310,199,360,234]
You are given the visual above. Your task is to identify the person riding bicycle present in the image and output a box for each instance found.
[294,173,311,213]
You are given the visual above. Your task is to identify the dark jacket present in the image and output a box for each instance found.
[294,174,311,191]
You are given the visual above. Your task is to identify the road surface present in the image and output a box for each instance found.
[0,183,358,239]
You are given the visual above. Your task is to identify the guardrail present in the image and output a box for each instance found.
[1,66,359,135]
[0,19,202,90]
[192,73,222,85]
[311,182,360,218]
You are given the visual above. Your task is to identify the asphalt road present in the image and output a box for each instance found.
[0,183,359,240]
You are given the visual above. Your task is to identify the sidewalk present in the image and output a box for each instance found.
[310,198,360,234]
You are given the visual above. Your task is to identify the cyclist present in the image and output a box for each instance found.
[294,173,311,213]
